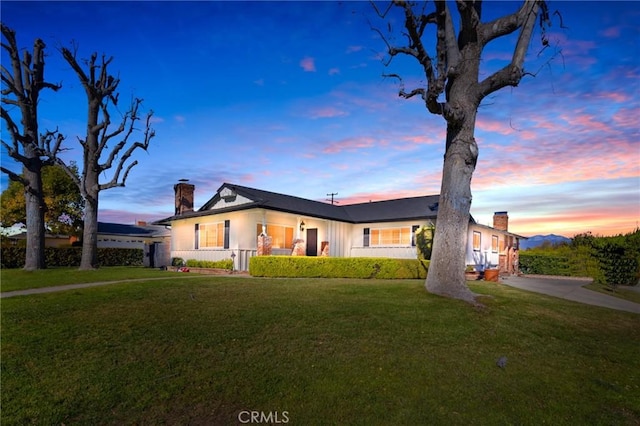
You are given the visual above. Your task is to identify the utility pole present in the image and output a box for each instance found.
[326,192,339,205]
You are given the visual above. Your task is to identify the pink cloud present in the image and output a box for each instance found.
[300,57,316,72]
[346,45,364,53]
[308,107,348,119]
[600,26,621,38]
[323,136,376,154]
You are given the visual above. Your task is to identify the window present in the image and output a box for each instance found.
[492,235,499,253]
[256,224,294,249]
[473,231,481,251]
[199,222,225,248]
[369,227,411,246]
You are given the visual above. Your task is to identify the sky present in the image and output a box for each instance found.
[1,1,638,238]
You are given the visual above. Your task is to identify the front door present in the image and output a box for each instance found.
[306,228,318,256]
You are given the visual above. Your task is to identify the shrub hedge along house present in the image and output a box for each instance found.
[155,182,525,273]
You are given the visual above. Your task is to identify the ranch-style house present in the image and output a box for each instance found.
[156,181,525,273]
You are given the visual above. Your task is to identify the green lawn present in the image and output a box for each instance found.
[0,266,188,292]
[583,282,640,304]
[1,275,639,425]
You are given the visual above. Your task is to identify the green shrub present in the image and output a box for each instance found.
[249,256,429,279]
[0,247,143,268]
[596,241,639,287]
[518,253,571,276]
[171,257,185,267]
[520,229,640,286]
[415,224,434,260]
[1,247,24,268]
[185,259,234,270]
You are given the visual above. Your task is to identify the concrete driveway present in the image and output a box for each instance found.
[500,275,640,314]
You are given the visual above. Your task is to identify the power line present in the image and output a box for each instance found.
[326,192,339,205]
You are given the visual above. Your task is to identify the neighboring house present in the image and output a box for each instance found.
[156,182,526,273]
[3,222,172,268]
[5,231,73,248]
[97,221,172,268]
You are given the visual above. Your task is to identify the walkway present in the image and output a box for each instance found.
[500,275,640,314]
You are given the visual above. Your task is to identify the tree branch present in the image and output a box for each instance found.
[100,108,154,189]
[477,1,541,99]
[0,166,26,185]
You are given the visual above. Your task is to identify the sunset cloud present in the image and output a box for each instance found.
[323,136,376,154]
[300,57,316,72]
[307,107,349,119]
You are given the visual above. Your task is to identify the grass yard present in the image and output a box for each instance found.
[1,274,639,425]
[583,282,640,305]
[0,266,188,293]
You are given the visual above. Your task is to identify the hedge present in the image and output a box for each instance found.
[1,247,143,268]
[185,259,234,270]
[249,256,429,279]
[518,253,571,276]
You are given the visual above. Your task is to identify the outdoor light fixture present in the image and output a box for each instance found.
[300,221,305,232]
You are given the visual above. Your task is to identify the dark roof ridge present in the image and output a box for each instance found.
[342,193,440,207]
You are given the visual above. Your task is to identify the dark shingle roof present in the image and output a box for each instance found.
[98,222,170,237]
[342,196,440,223]
[156,183,442,224]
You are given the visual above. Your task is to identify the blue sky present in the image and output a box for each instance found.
[1,1,638,237]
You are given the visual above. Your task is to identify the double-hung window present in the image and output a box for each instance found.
[492,235,499,253]
[473,231,482,251]
[196,220,230,249]
[365,227,412,246]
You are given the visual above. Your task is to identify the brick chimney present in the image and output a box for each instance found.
[493,211,509,231]
[174,180,195,215]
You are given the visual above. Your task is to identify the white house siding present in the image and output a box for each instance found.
[465,224,509,271]
[325,220,350,257]
[168,206,520,272]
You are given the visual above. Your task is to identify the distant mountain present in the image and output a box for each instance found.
[520,234,571,250]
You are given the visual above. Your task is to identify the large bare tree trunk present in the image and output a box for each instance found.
[426,111,479,303]
[53,50,154,270]
[1,24,62,270]
[80,193,99,270]
[376,1,547,304]
[23,158,47,270]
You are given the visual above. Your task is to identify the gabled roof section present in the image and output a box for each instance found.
[155,182,442,225]
[199,183,353,221]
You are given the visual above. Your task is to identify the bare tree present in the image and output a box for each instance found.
[50,47,155,270]
[1,24,64,270]
[374,1,554,303]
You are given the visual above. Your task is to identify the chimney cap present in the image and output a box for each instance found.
[178,178,190,183]
[494,211,508,215]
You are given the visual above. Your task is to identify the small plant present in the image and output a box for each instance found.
[415,223,435,260]
[171,257,185,267]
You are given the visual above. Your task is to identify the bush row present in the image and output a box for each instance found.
[518,253,571,276]
[185,258,234,270]
[521,229,640,286]
[0,247,143,268]
[249,256,429,279]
